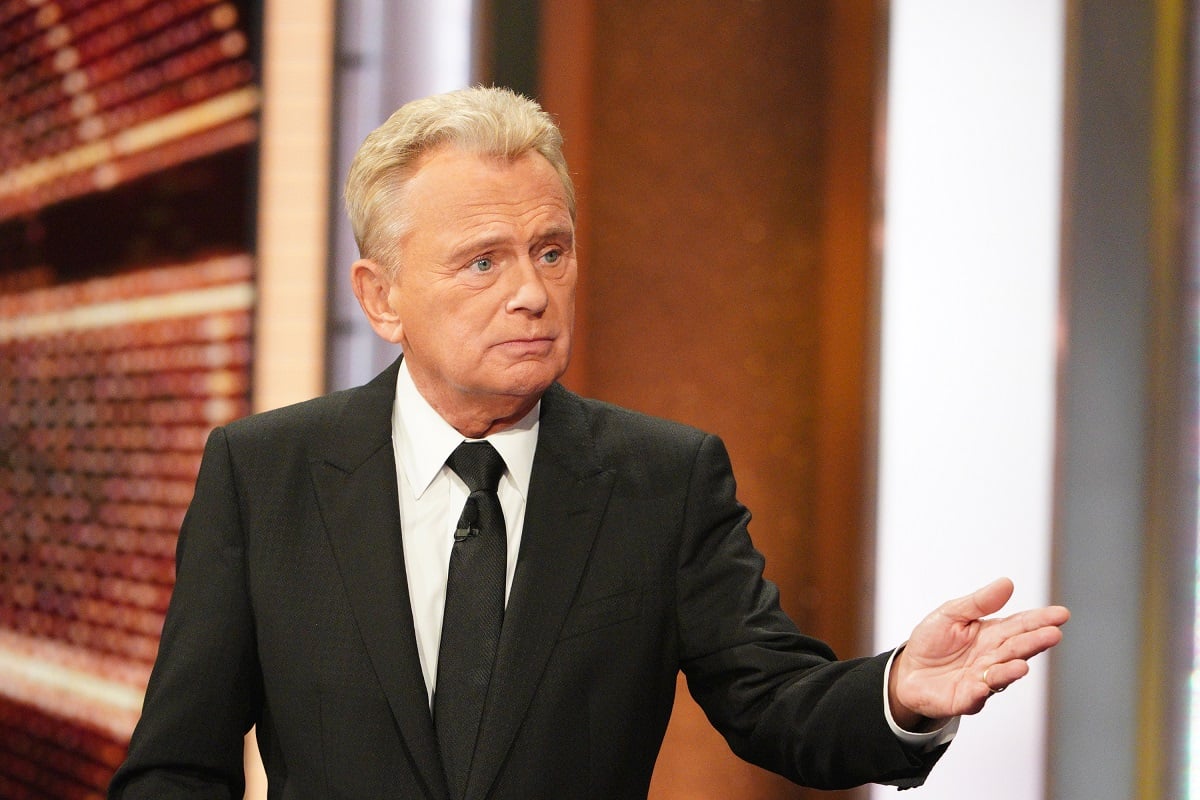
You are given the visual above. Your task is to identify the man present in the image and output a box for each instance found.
[109,87,1069,799]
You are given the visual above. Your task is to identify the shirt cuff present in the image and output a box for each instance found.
[883,646,960,750]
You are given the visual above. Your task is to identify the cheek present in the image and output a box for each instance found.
[427,306,493,359]
[547,270,577,305]
[555,286,577,323]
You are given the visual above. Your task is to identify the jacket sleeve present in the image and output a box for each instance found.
[108,427,262,799]
[675,432,944,790]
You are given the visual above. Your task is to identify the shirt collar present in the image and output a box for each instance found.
[392,359,539,499]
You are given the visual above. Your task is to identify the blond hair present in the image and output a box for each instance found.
[344,86,574,271]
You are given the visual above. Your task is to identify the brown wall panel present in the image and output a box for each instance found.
[542,1,877,798]
[585,0,826,616]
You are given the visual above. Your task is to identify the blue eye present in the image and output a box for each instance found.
[470,257,493,272]
[542,249,561,265]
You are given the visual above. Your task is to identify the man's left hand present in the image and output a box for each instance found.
[887,577,1070,731]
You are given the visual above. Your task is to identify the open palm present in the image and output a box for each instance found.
[888,578,1070,728]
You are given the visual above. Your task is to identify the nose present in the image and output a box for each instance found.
[505,255,549,315]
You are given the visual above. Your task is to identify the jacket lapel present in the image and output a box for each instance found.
[466,384,616,800]
[309,357,450,800]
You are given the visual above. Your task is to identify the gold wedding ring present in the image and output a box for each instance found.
[983,666,1006,695]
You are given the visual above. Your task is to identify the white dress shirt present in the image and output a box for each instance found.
[391,360,539,704]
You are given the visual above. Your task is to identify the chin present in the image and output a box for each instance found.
[499,362,565,397]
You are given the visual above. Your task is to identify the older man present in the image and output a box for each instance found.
[109,87,1068,799]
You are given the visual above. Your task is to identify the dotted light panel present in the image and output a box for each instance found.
[0,1,260,797]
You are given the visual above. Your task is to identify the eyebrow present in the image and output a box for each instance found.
[537,226,575,247]
[449,236,506,263]
[449,226,575,263]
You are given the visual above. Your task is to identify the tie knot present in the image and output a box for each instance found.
[446,440,505,494]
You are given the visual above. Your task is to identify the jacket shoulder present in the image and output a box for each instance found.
[221,357,400,450]
[545,384,716,468]
[221,386,355,443]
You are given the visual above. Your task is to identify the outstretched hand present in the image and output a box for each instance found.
[887,578,1070,731]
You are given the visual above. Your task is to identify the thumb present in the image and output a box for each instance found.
[939,577,1015,623]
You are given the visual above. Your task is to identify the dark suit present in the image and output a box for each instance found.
[110,358,940,799]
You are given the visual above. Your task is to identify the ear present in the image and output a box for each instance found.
[350,258,405,344]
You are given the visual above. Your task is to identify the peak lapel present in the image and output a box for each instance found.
[309,358,449,800]
[466,385,615,800]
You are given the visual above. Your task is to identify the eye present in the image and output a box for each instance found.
[544,247,571,268]
[469,257,494,273]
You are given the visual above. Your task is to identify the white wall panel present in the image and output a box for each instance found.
[872,3,1065,798]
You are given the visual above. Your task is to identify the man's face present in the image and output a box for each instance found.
[381,146,577,424]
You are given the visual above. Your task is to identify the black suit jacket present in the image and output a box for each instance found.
[109,358,940,799]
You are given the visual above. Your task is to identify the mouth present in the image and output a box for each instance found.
[494,336,557,357]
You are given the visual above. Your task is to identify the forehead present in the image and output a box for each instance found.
[403,145,570,223]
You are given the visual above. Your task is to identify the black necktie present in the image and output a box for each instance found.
[435,441,507,799]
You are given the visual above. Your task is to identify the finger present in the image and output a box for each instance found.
[981,602,1069,633]
[980,659,1031,693]
[938,577,1015,623]
[973,604,1070,653]
[997,605,1071,637]
[976,621,1066,701]
[983,620,1065,664]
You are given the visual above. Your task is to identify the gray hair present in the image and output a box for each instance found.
[344,86,575,272]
